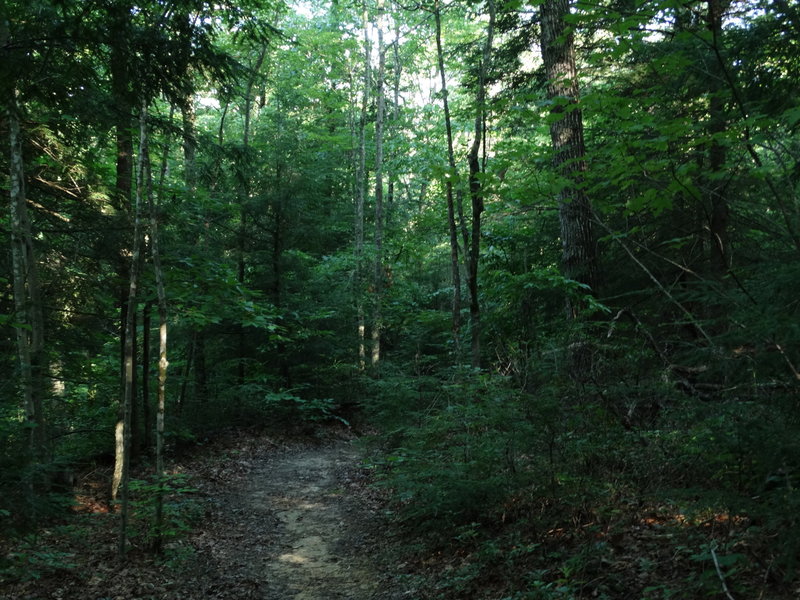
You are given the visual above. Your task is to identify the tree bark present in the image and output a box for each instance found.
[7,90,47,462]
[141,301,152,451]
[355,0,371,370]
[110,3,135,507]
[117,100,147,557]
[707,0,730,277]
[181,94,197,193]
[466,0,495,369]
[540,0,598,318]
[236,44,268,386]
[386,10,402,227]
[372,0,387,368]
[434,1,463,347]
[143,101,169,554]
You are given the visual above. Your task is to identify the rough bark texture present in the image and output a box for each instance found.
[540,0,598,318]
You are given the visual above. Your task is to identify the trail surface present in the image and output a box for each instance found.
[1,432,415,600]
[187,436,406,600]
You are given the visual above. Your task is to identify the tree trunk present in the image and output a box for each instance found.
[386,10,402,228]
[540,0,598,318]
[434,1,463,347]
[110,3,135,507]
[466,0,495,369]
[7,91,47,463]
[707,0,730,277]
[141,301,152,451]
[117,101,147,557]
[143,101,169,554]
[355,0,371,370]
[130,308,139,458]
[372,0,387,368]
[236,44,268,387]
[181,94,197,193]
[177,335,195,416]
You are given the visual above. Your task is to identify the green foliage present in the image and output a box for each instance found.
[127,474,200,554]
[367,371,544,534]
[255,390,350,426]
[0,531,77,583]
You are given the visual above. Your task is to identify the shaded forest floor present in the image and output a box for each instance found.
[0,427,412,600]
[3,425,799,600]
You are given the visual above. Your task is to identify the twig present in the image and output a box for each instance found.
[710,544,737,600]
[592,212,714,345]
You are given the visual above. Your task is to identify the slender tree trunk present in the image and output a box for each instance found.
[273,159,291,385]
[195,334,207,403]
[111,3,135,506]
[466,0,495,369]
[235,44,268,387]
[130,308,139,458]
[177,335,195,416]
[117,101,147,557]
[540,0,598,318]
[178,97,208,403]
[434,1,463,347]
[386,10,402,227]
[707,0,730,277]
[141,301,152,451]
[7,91,46,463]
[143,101,169,554]
[181,94,197,193]
[372,0,387,367]
[355,0,371,370]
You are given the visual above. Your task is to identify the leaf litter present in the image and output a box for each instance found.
[1,427,410,600]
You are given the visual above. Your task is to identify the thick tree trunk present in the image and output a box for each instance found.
[434,2,463,347]
[540,0,598,318]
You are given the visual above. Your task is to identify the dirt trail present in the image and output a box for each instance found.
[0,433,415,600]
[192,438,406,600]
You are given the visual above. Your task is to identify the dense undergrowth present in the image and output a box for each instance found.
[360,350,800,599]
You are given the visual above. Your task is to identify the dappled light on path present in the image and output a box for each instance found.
[231,441,388,599]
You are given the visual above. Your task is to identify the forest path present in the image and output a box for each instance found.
[188,435,407,600]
